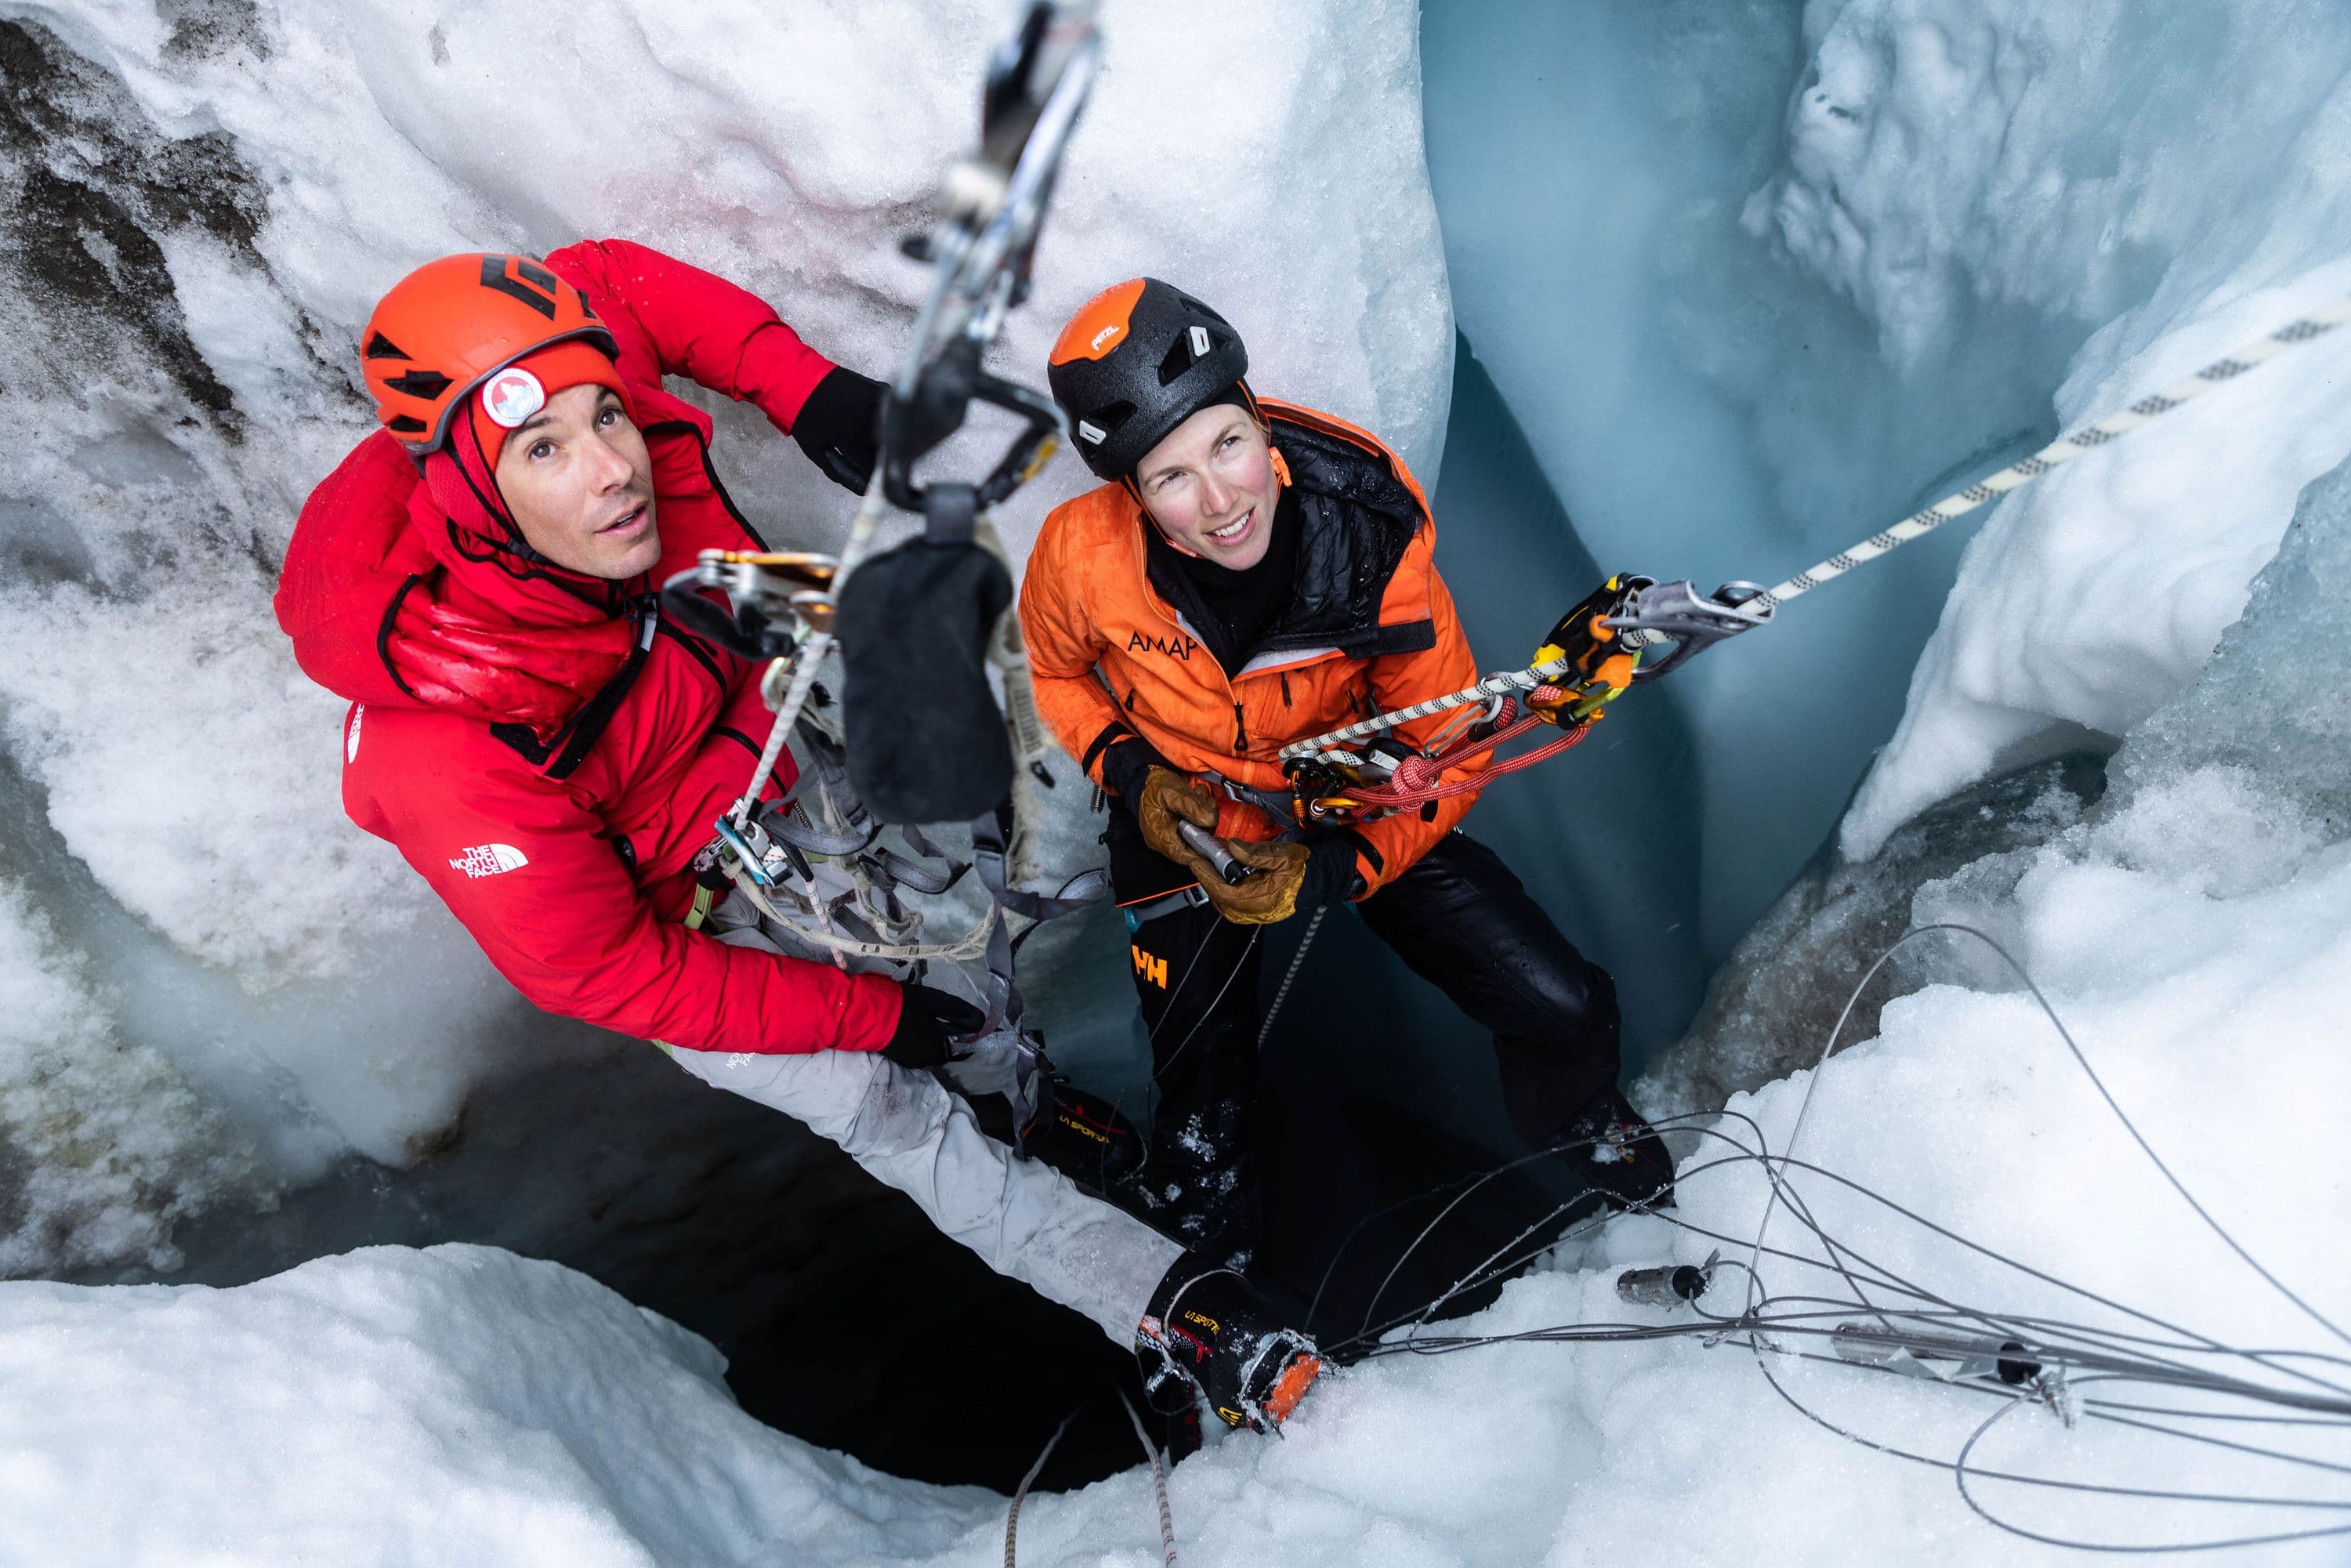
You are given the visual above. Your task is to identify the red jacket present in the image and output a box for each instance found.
[276,239,901,1056]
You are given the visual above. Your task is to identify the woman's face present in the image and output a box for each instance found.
[1133,403,1279,570]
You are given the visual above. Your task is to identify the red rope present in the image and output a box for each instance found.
[1337,704,1592,809]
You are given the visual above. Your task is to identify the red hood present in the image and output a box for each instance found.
[277,383,741,737]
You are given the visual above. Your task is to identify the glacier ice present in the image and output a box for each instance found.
[1424,0,2351,959]
[1803,0,2351,855]
[1422,0,2094,962]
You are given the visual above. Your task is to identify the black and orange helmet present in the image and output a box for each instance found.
[360,253,618,453]
[1047,277,1248,480]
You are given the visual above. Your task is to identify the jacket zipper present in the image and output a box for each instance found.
[1122,506,1347,762]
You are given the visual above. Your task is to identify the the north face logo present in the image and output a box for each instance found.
[451,843,530,878]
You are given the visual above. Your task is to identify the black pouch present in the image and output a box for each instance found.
[834,526,1014,824]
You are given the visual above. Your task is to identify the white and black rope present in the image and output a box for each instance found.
[1282,288,2351,761]
[1639,289,2351,631]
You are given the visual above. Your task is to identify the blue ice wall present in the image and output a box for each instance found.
[1420,0,2098,961]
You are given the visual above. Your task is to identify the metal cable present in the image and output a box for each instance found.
[1317,925,2351,1553]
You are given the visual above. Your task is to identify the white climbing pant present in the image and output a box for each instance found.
[661,899,1184,1347]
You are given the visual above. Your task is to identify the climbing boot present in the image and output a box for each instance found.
[1559,1086,1675,1211]
[1136,1252,1323,1432]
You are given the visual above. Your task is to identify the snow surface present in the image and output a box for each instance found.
[0,0,1449,1270]
[0,1244,989,1566]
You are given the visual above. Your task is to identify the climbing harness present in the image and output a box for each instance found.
[658,1,1108,1138]
[1262,286,2351,835]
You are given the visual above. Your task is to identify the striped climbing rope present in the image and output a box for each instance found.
[1692,287,2351,626]
[1282,287,2351,761]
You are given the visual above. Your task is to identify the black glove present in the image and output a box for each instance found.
[1096,733,1175,811]
[1297,834,1366,909]
[881,983,988,1070]
[792,365,886,494]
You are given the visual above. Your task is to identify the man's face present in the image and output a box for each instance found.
[1133,403,1279,570]
[493,383,660,579]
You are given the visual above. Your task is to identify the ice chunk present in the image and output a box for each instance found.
[1639,751,2103,1118]
[2110,448,2351,828]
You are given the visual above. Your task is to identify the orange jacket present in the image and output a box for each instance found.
[1020,400,1485,896]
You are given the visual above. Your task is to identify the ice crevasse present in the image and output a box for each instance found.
[2,1,2351,1563]
[1785,0,2351,855]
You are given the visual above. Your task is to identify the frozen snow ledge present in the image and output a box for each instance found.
[0,1244,991,1566]
[1739,0,2351,858]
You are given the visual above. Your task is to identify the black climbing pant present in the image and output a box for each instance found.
[1107,815,1622,1266]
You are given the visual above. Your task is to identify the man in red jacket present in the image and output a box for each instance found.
[275,243,1320,1432]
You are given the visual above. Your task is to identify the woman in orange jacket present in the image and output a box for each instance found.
[1020,278,1674,1267]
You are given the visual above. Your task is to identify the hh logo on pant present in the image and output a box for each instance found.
[1132,945,1168,988]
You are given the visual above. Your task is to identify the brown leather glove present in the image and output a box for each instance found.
[1137,766,1221,866]
[1200,837,1314,925]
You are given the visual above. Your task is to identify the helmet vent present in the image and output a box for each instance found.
[478,254,559,320]
[1087,398,1136,435]
[384,369,453,399]
[1157,335,1194,386]
[364,331,411,361]
[388,415,428,435]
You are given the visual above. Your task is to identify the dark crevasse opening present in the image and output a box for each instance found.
[1419,0,2096,965]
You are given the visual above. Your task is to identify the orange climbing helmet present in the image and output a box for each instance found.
[359,253,618,453]
[1047,277,1249,480]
